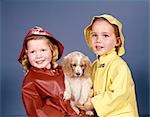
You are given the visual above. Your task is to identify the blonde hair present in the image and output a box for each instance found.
[20,35,59,74]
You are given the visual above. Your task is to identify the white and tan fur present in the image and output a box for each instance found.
[61,51,93,115]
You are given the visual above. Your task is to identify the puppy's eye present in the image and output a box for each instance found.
[72,64,76,67]
[80,64,84,68]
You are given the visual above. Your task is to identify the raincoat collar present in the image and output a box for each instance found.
[96,49,117,68]
[30,66,61,76]
[84,14,125,56]
[18,26,64,63]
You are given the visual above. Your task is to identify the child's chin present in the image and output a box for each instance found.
[95,51,103,56]
[35,65,45,69]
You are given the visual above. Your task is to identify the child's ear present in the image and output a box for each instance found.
[25,49,28,54]
[115,37,121,46]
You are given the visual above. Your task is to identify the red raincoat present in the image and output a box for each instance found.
[19,26,92,117]
[22,66,90,117]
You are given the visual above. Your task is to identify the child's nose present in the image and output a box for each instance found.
[96,37,102,43]
[36,52,42,58]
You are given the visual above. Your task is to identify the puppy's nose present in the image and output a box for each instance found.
[76,72,81,76]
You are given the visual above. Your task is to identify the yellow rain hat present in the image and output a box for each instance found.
[84,14,125,56]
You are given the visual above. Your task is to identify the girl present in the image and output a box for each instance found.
[18,26,90,117]
[77,14,139,117]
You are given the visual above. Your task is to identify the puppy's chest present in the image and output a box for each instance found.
[69,79,83,93]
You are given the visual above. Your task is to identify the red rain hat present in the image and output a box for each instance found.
[18,26,64,63]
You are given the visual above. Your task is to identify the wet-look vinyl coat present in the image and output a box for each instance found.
[22,66,90,117]
[19,26,90,117]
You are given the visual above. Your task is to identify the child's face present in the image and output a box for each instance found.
[90,20,118,56]
[26,39,52,69]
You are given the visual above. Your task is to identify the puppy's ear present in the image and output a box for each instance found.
[61,56,72,77]
[61,56,69,71]
[84,56,92,78]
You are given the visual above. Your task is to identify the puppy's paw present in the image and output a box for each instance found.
[63,91,71,100]
[78,98,87,105]
[71,101,80,115]
[73,108,80,115]
[85,110,94,116]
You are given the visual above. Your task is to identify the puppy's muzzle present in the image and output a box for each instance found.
[75,72,81,76]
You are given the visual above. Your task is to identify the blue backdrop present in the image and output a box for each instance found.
[1,0,149,116]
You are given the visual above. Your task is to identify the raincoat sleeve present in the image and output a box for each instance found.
[22,76,44,117]
[91,61,132,116]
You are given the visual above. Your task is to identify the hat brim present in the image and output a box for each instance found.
[84,14,125,56]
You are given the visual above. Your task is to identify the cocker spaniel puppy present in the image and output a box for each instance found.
[61,51,93,115]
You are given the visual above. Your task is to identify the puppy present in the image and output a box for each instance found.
[61,51,93,115]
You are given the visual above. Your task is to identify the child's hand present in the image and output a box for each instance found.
[76,98,94,111]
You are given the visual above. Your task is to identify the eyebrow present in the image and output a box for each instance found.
[90,31,110,34]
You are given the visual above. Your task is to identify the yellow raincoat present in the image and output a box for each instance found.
[84,14,139,117]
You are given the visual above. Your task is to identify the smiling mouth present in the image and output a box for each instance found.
[36,60,44,64]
